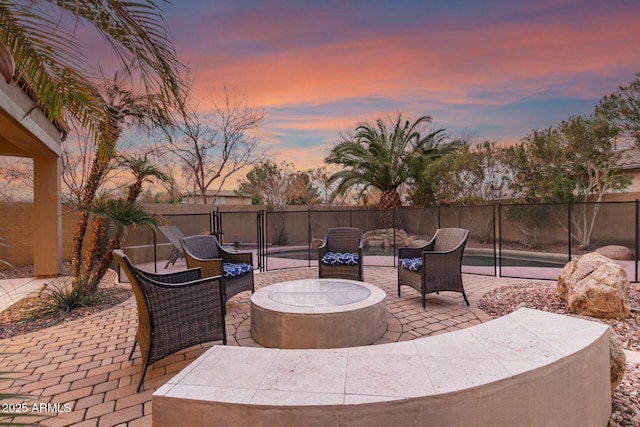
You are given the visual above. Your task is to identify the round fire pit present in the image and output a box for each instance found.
[250,278,387,349]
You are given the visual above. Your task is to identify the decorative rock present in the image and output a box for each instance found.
[594,245,633,260]
[363,229,409,248]
[558,253,631,319]
[405,235,417,246]
[410,239,429,248]
[610,333,627,396]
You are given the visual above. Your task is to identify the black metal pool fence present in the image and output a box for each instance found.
[127,201,640,283]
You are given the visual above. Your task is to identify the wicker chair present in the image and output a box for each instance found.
[397,228,470,309]
[112,249,226,393]
[318,227,363,281]
[157,225,186,269]
[180,235,255,304]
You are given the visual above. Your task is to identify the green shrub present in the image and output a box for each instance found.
[273,229,288,246]
[41,279,94,316]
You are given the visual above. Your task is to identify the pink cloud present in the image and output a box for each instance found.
[163,1,640,182]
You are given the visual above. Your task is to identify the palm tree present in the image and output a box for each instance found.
[119,154,169,203]
[0,1,183,152]
[2,1,182,286]
[325,114,449,217]
[70,77,169,286]
[87,198,157,290]
[79,155,168,290]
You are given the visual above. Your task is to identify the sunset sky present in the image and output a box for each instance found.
[159,0,640,171]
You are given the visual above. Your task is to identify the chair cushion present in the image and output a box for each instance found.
[223,263,253,279]
[399,257,422,272]
[321,252,359,265]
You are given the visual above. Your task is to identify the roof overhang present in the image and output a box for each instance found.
[0,78,63,158]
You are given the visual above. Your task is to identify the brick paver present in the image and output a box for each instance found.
[0,267,535,426]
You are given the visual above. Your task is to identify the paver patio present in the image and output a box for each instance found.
[0,267,538,426]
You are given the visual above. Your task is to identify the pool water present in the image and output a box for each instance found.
[268,249,566,268]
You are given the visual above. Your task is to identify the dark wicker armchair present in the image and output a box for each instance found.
[180,234,255,304]
[318,227,363,281]
[113,249,226,393]
[397,228,470,309]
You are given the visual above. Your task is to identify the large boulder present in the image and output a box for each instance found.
[610,333,627,396]
[558,253,631,319]
[593,245,633,260]
[363,229,409,248]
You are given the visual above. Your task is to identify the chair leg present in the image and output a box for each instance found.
[462,291,470,306]
[135,350,153,393]
[136,363,149,393]
[128,341,138,360]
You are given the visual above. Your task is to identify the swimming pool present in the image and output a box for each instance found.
[266,248,568,269]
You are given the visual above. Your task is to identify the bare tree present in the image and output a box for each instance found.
[154,156,183,203]
[61,126,121,205]
[0,157,32,201]
[159,84,266,203]
[236,161,293,210]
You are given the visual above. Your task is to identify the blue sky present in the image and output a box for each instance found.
[157,0,640,169]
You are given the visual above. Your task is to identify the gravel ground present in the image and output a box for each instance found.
[479,282,640,427]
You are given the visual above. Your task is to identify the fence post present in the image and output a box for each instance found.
[635,199,640,283]
[567,201,572,261]
[393,212,397,268]
[308,209,312,269]
[153,226,157,273]
[497,203,502,277]
[493,203,497,278]
[256,210,265,272]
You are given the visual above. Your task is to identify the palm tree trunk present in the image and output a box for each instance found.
[71,155,109,287]
[126,178,144,203]
[80,216,104,285]
[90,235,122,286]
[379,190,402,228]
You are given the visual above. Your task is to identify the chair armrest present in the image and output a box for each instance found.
[219,246,253,266]
[422,239,466,256]
[398,246,424,258]
[139,267,202,284]
[183,253,224,278]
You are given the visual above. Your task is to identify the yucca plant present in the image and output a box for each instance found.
[40,279,93,316]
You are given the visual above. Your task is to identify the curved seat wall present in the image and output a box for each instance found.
[153,308,612,427]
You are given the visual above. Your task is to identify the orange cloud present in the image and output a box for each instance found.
[164,1,640,185]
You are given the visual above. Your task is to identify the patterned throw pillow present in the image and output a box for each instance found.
[321,252,359,265]
[223,262,253,279]
[399,257,422,272]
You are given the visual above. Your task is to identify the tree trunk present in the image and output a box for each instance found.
[71,156,109,287]
[379,190,402,228]
[80,216,104,285]
[90,235,121,286]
